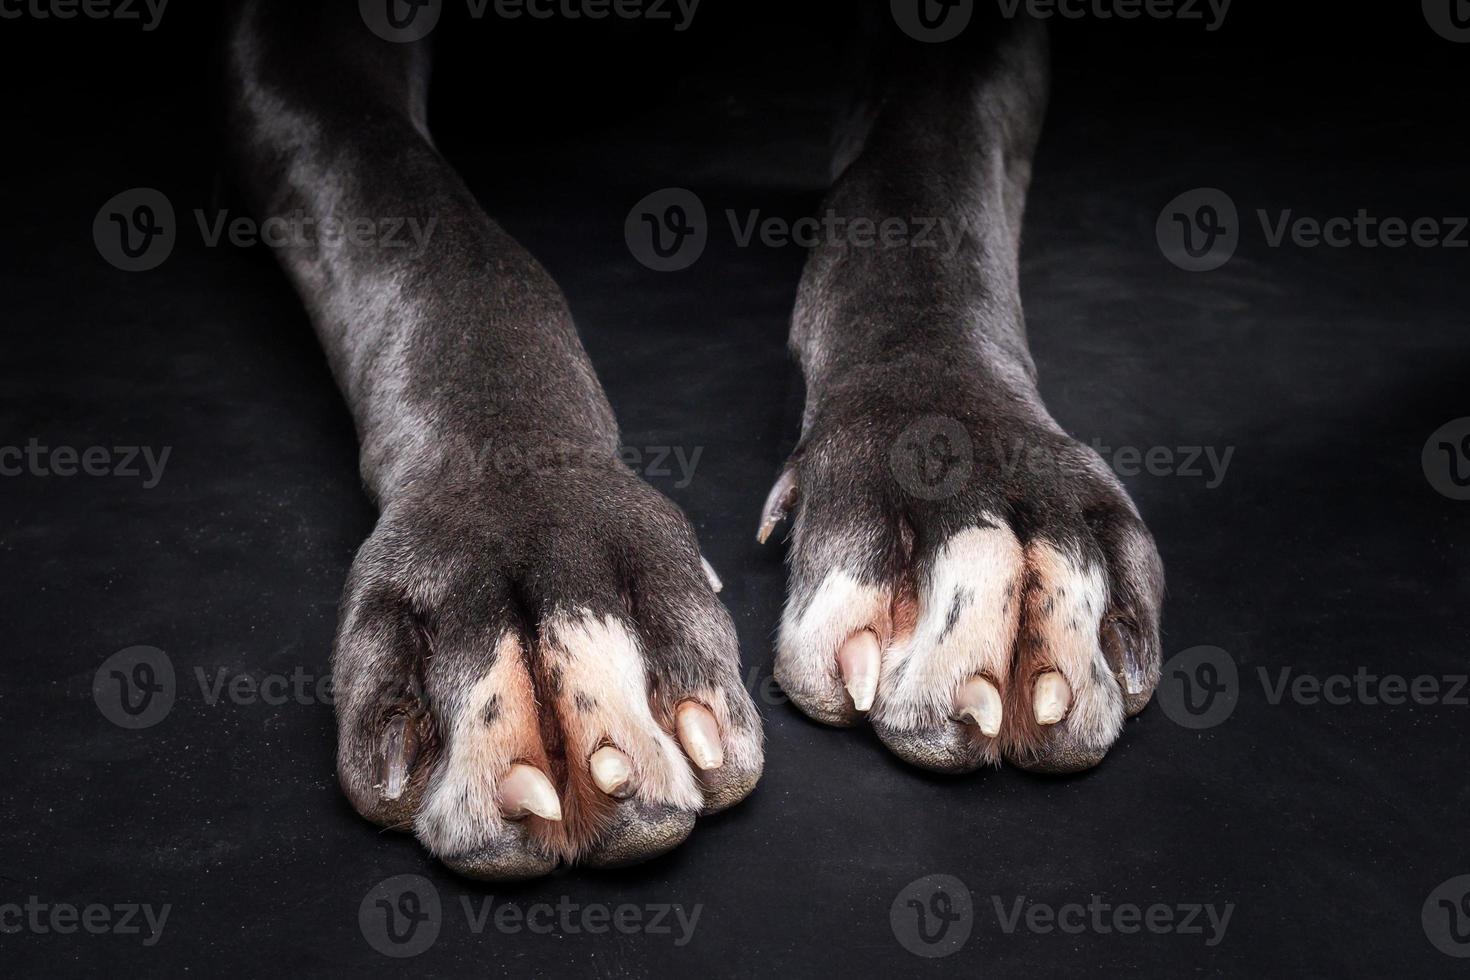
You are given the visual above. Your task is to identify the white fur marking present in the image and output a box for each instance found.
[1028,543,1121,749]
[415,634,540,856]
[776,569,889,713]
[875,522,1023,731]
[544,613,705,811]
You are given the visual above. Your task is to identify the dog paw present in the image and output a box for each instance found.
[331,467,762,879]
[762,406,1163,775]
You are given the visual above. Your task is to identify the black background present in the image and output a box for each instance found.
[3,1,1469,975]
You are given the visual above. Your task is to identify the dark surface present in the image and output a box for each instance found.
[3,3,1468,976]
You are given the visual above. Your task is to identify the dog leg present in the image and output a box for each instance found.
[225,0,761,877]
[766,10,1164,774]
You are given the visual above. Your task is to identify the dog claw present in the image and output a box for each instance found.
[497,764,563,821]
[676,701,724,771]
[589,745,636,798]
[954,676,1003,737]
[756,468,799,545]
[1033,672,1072,726]
[379,713,417,802]
[1121,636,1148,696]
[700,556,723,593]
[837,629,881,712]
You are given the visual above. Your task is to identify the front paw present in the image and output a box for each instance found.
[331,467,762,880]
[765,406,1163,775]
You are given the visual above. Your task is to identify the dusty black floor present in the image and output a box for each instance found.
[3,4,1468,976]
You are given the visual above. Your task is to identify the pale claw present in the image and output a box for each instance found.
[700,556,724,593]
[1033,672,1072,726]
[756,468,799,545]
[676,701,724,771]
[589,745,636,799]
[837,629,882,712]
[954,676,1003,737]
[497,763,563,821]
